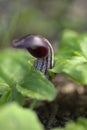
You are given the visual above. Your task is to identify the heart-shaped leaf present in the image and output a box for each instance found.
[16,61,56,101]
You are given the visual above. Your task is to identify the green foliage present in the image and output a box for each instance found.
[0,103,44,130]
[1,30,87,129]
[1,102,87,130]
[0,0,87,129]
[51,30,87,84]
[0,49,56,105]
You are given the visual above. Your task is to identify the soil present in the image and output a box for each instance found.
[35,74,87,130]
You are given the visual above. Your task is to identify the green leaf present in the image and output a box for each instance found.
[52,30,87,84]
[0,77,10,95]
[52,55,87,84]
[0,103,44,130]
[0,91,11,105]
[16,61,56,101]
[0,49,56,102]
[0,49,34,84]
[79,34,87,59]
[59,30,79,51]
[0,77,11,105]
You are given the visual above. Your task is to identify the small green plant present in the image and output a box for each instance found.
[0,30,87,130]
[51,30,87,84]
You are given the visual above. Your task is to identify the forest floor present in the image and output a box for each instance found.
[35,74,87,130]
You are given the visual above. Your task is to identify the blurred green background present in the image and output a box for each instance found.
[0,0,87,49]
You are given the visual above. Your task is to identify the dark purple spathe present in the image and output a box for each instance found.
[12,35,49,58]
